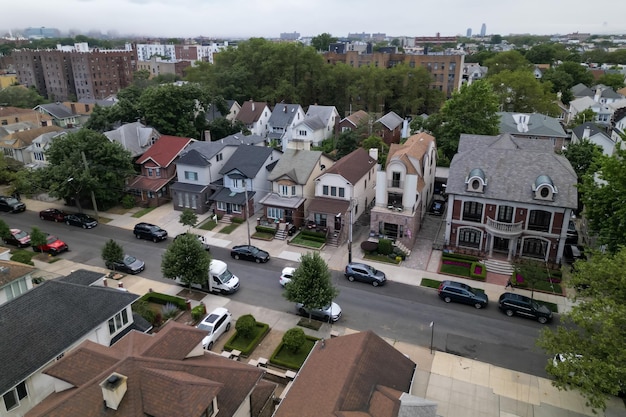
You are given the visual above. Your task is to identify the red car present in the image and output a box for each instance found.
[4,229,31,248]
[33,235,69,256]
[39,208,67,222]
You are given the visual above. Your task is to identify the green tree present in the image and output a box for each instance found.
[235,314,256,339]
[336,130,361,159]
[362,135,389,165]
[311,33,337,52]
[0,86,47,108]
[161,232,211,289]
[563,139,603,179]
[569,108,596,128]
[282,327,306,353]
[30,227,47,249]
[102,239,124,268]
[83,104,114,132]
[541,68,574,104]
[488,69,559,115]
[283,252,339,321]
[554,62,594,87]
[524,43,563,64]
[513,260,547,298]
[490,34,502,44]
[41,129,134,211]
[597,73,625,91]
[579,148,626,252]
[537,247,626,412]
[179,208,198,229]
[484,50,532,76]
[423,80,500,163]
[0,218,10,241]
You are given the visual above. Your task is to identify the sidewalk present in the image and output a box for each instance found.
[21,197,624,416]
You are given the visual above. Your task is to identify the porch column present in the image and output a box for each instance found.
[488,233,494,257]
[507,238,513,261]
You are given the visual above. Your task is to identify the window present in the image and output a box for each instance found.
[147,168,153,177]
[339,188,345,197]
[6,278,28,301]
[217,201,227,211]
[528,210,551,232]
[280,185,290,196]
[184,171,198,181]
[462,201,483,222]
[108,309,129,335]
[155,168,161,177]
[314,213,327,226]
[232,204,241,213]
[523,238,547,259]
[392,172,401,188]
[497,206,514,223]
[291,185,296,196]
[3,381,28,411]
[323,185,329,195]
[267,207,283,219]
[331,187,337,196]
[298,130,307,136]
[459,228,481,248]
[216,153,223,162]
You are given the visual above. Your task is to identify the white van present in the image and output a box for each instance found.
[175,259,240,294]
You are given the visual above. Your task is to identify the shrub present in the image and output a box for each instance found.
[236,314,257,339]
[10,251,34,265]
[132,300,156,324]
[301,229,326,240]
[191,305,205,322]
[282,327,307,353]
[393,247,407,260]
[361,241,378,253]
[255,225,276,234]
[138,292,187,310]
[153,312,163,327]
[231,217,244,224]
[121,194,135,209]
[470,262,487,280]
[378,239,393,255]
[442,252,480,262]
[161,302,179,319]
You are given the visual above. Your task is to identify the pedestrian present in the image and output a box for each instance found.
[505,277,513,290]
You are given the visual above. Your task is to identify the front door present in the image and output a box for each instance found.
[335,215,342,231]
[226,203,232,214]
[285,209,293,223]
[493,237,509,253]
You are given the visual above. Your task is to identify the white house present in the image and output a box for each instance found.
[0,260,35,306]
[289,105,339,149]
[267,103,305,149]
[571,122,616,155]
[235,101,271,137]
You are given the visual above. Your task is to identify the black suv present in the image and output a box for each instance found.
[498,292,553,324]
[133,222,168,242]
[438,280,488,309]
[0,196,26,213]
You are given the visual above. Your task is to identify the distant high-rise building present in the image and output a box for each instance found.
[466,28,472,37]
[480,23,486,37]
[280,32,300,41]
[22,27,61,39]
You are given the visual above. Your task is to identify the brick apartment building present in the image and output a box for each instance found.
[13,44,137,101]
[323,50,463,97]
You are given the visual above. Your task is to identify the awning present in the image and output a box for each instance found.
[170,182,210,193]
[126,176,172,192]
[259,193,305,209]
[307,197,350,215]
[210,187,256,205]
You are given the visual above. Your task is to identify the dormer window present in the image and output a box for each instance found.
[532,175,557,201]
[465,168,486,193]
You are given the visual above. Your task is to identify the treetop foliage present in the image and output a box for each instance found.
[283,252,338,311]
[161,232,211,288]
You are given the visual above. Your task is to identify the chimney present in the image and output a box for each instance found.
[251,102,255,112]
[594,87,602,103]
[283,105,287,113]
[582,126,591,139]
[369,148,379,162]
[100,373,128,410]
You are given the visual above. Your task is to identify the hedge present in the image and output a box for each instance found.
[470,262,487,280]
[231,217,245,224]
[137,292,188,310]
[269,334,319,370]
[441,252,481,262]
[255,225,277,234]
[223,322,270,357]
[301,229,327,240]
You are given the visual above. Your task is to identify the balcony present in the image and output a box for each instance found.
[387,180,404,189]
[485,217,523,236]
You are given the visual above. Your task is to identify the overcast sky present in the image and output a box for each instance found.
[3,0,625,39]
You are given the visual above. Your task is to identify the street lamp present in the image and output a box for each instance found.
[243,179,251,246]
[429,321,435,354]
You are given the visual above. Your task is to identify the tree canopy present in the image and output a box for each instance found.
[283,252,338,316]
[102,239,124,265]
[487,69,559,115]
[563,139,603,179]
[484,50,532,76]
[161,233,211,289]
[311,33,337,52]
[537,247,626,411]
[0,86,47,108]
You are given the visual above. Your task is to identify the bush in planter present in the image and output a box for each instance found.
[161,302,179,319]
[282,327,306,353]
[378,239,393,255]
[121,194,135,209]
[470,262,487,280]
[393,247,407,260]
[255,225,276,234]
[361,241,378,253]
[231,217,244,224]
[224,322,270,356]
[191,304,205,322]
[236,314,257,339]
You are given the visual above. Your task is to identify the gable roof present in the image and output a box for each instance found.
[236,101,268,124]
[297,114,326,131]
[57,269,106,286]
[136,135,194,167]
[103,122,161,157]
[268,103,303,128]
[376,111,404,130]
[320,148,376,184]
[387,132,435,175]
[221,132,266,146]
[176,139,234,166]
[28,322,272,417]
[341,110,370,128]
[305,104,338,124]
[0,125,64,148]
[571,83,593,97]
[498,112,567,138]
[34,103,77,119]
[274,331,415,417]
[0,280,138,396]
[218,145,276,178]
[268,149,323,184]
[572,122,611,141]
[0,260,35,289]
[448,133,577,209]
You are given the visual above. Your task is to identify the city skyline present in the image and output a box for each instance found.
[2,0,625,40]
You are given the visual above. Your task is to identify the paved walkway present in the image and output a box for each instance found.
[18,197,624,417]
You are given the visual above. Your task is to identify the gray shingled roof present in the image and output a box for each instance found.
[221,132,266,145]
[268,149,322,184]
[57,269,106,286]
[376,111,404,130]
[571,83,593,97]
[305,105,336,124]
[35,103,76,119]
[177,140,232,166]
[572,122,610,140]
[268,103,303,129]
[498,112,567,138]
[0,280,138,395]
[448,133,577,209]
[219,145,275,178]
[103,121,160,157]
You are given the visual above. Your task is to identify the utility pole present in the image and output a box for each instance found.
[81,151,99,220]
[243,179,251,246]
[348,198,354,263]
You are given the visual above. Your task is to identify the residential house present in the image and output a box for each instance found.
[204,100,242,140]
[611,106,626,144]
[0,125,64,163]
[371,132,437,249]
[338,109,370,133]
[0,275,139,417]
[24,129,68,168]
[267,103,305,149]
[0,259,35,306]
[533,64,550,79]
[126,135,194,207]
[33,103,79,128]
[374,111,404,145]
[62,98,117,126]
[274,330,436,417]
[288,104,340,150]
[235,100,271,137]
[0,106,53,128]
[211,144,281,220]
[568,84,626,126]
[571,122,615,155]
[103,121,161,158]
[445,133,577,264]
[462,62,488,85]
[259,149,334,228]
[0,121,40,140]
[308,148,377,246]
[498,112,569,151]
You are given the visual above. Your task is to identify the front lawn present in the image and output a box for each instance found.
[252,231,274,240]
[270,335,318,370]
[199,219,218,230]
[290,233,324,249]
[132,207,156,218]
[224,322,270,356]
[218,223,240,234]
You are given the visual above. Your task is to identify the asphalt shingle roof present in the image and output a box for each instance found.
[268,103,303,128]
[218,145,275,178]
[498,112,567,138]
[267,149,323,184]
[35,103,76,119]
[376,111,404,130]
[135,135,193,167]
[321,147,376,184]
[571,122,610,140]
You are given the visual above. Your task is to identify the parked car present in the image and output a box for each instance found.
[0,196,26,213]
[230,245,270,263]
[106,255,145,274]
[438,280,488,309]
[32,234,69,255]
[552,353,583,377]
[133,222,168,242]
[296,302,342,323]
[196,307,232,350]
[3,229,31,247]
[280,267,296,287]
[566,220,579,244]
[174,232,210,250]
[287,224,297,236]
[344,262,387,286]
[430,199,446,216]
[498,292,552,324]
[65,213,98,229]
[39,208,67,222]
[563,244,585,264]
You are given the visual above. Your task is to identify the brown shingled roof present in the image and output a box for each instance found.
[341,110,370,128]
[27,322,274,417]
[0,125,63,148]
[236,101,269,124]
[0,259,35,288]
[322,148,376,184]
